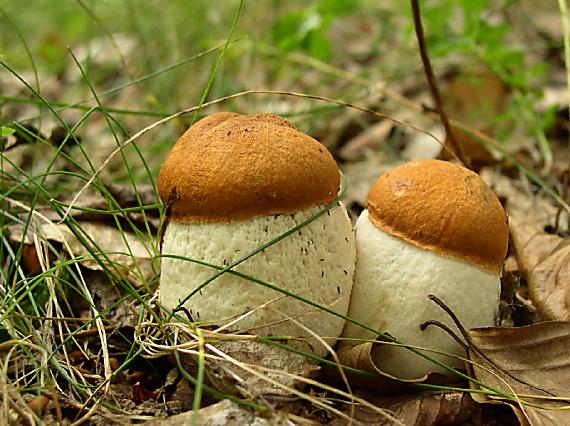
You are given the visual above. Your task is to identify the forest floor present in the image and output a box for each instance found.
[1,1,570,424]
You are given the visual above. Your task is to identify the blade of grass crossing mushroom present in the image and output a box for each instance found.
[166,174,350,318]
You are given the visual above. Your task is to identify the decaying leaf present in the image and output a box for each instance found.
[509,210,570,321]
[330,390,516,426]
[10,220,156,287]
[327,340,453,394]
[337,120,394,161]
[80,271,139,327]
[480,169,570,321]
[142,399,293,426]
[525,236,570,321]
[341,153,399,215]
[467,322,570,426]
[206,340,320,398]
[27,183,161,232]
[439,69,511,165]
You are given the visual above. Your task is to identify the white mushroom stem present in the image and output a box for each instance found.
[160,203,355,357]
[342,210,500,379]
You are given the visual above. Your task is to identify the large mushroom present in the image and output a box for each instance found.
[157,113,356,356]
[341,159,509,379]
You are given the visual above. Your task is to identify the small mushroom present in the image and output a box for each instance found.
[157,113,356,356]
[341,159,509,379]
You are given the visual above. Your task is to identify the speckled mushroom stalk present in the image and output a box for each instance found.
[341,159,509,379]
[157,113,356,357]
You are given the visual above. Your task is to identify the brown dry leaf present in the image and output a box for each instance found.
[142,399,292,426]
[81,271,139,327]
[509,208,570,321]
[326,340,452,394]
[524,236,570,321]
[467,322,570,426]
[438,69,511,165]
[206,340,320,398]
[341,153,399,213]
[330,390,516,426]
[10,220,156,287]
[34,183,161,232]
[337,120,394,161]
[480,169,570,321]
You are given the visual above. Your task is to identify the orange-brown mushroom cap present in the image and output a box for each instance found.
[157,113,340,223]
[366,159,509,274]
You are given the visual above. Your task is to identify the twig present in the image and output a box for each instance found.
[557,0,570,231]
[558,0,570,170]
[420,320,468,352]
[410,0,469,167]
[427,294,557,397]
[553,170,569,233]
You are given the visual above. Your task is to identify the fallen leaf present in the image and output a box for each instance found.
[341,153,399,216]
[467,322,570,425]
[166,372,194,413]
[206,340,320,398]
[323,340,458,395]
[27,395,49,416]
[34,184,161,233]
[439,69,511,166]
[10,220,157,287]
[525,236,570,321]
[480,169,570,321]
[329,390,516,426]
[142,399,291,426]
[337,120,394,161]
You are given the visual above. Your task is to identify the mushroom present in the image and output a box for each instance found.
[341,159,509,379]
[157,113,356,356]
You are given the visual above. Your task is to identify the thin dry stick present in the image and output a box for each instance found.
[427,294,559,398]
[410,0,469,167]
[557,0,570,231]
[559,0,570,171]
